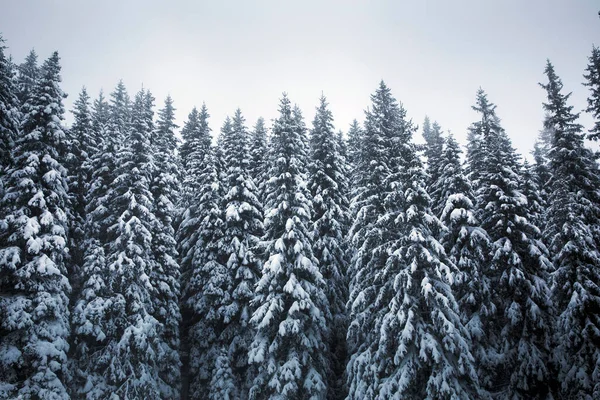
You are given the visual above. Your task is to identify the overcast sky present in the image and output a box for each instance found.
[1,1,599,155]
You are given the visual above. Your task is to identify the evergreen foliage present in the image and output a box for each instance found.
[248,116,268,205]
[583,45,600,141]
[471,89,554,398]
[308,95,350,400]
[0,35,20,174]
[211,108,264,398]
[150,95,182,399]
[422,119,445,216]
[438,134,494,393]
[541,60,600,399]
[0,51,71,400]
[16,49,39,108]
[248,94,330,400]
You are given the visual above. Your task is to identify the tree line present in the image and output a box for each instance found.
[1,34,600,399]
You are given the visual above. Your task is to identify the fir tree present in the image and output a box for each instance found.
[248,116,268,205]
[375,152,481,399]
[422,119,445,216]
[91,90,110,141]
[520,161,546,232]
[530,120,553,225]
[346,119,363,175]
[178,104,212,213]
[308,95,350,400]
[103,88,162,398]
[541,60,600,399]
[72,88,162,399]
[0,35,20,175]
[70,89,113,396]
[150,95,182,399]
[15,49,39,108]
[466,88,492,195]
[346,82,402,398]
[211,108,264,398]
[248,94,330,400]
[0,51,71,400]
[65,87,94,292]
[583,45,600,141]
[176,105,213,399]
[472,89,553,398]
[181,143,226,400]
[438,134,494,393]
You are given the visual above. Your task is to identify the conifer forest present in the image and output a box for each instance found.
[1,15,600,400]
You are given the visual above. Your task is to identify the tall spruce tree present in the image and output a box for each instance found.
[176,105,214,399]
[422,119,445,216]
[248,116,268,205]
[541,60,600,399]
[103,88,162,398]
[307,95,350,400]
[248,94,330,400]
[65,87,95,292]
[520,161,546,232]
[375,149,481,399]
[181,141,226,400]
[0,35,20,175]
[345,119,363,175]
[530,120,553,228]
[210,108,264,398]
[0,51,71,400]
[465,88,491,195]
[71,84,126,397]
[15,49,39,108]
[583,45,600,141]
[72,88,163,399]
[346,82,401,398]
[150,95,182,399]
[347,82,480,398]
[437,134,494,393]
[472,89,554,398]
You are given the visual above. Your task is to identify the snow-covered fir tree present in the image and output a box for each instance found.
[375,149,482,400]
[0,35,20,180]
[345,119,363,175]
[583,45,600,142]
[307,95,350,400]
[346,82,401,398]
[177,104,212,219]
[15,49,39,108]
[421,118,445,216]
[149,95,182,399]
[465,88,491,195]
[209,108,264,398]
[248,116,269,205]
[179,117,231,399]
[347,82,481,399]
[530,120,553,227]
[0,51,71,400]
[65,87,95,293]
[248,94,330,400]
[70,88,114,397]
[0,35,22,198]
[520,161,546,232]
[176,104,214,399]
[541,60,600,399]
[181,141,226,399]
[102,88,162,398]
[471,89,554,398]
[72,88,163,399]
[82,80,131,244]
[437,134,494,393]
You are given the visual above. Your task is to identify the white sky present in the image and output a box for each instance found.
[1,1,599,156]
